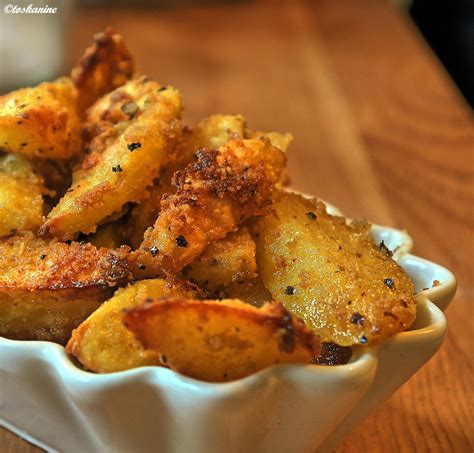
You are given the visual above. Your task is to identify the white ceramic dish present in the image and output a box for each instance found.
[0,202,456,453]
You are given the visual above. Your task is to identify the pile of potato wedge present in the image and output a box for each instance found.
[0,29,417,382]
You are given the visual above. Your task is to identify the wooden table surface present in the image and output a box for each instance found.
[2,0,472,451]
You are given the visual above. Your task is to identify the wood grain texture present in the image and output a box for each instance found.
[2,0,472,451]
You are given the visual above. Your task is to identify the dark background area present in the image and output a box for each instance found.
[411,0,474,107]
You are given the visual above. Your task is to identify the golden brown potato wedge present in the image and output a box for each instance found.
[71,27,135,112]
[0,153,44,236]
[0,77,81,159]
[123,298,320,382]
[0,29,133,160]
[39,82,183,240]
[131,138,285,275]
[66,278,199,373]
[0,232,130,344]
[251,191,416,346]
[124,114,247,248]
[182,227,257,289]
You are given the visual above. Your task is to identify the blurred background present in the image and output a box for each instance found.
[0,0,473,106]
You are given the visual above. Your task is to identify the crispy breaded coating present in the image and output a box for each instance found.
[39,81,183,240]
[72,27,135,112]
[124,114,247,248]
[66,278,199,373]
[251,191,417,346]
[123,298,320,382]
[182,227,257,289]
[0,154,44,236]
[0,77,82,159]
[132,138,285,275]
[245,130,293,186]
[0,232,130,344]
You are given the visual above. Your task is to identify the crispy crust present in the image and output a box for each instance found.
[0,232,130,290]
[72,27,135,112]
[132,138,285,275]
[124,114,246,248]
[0,231,131,343]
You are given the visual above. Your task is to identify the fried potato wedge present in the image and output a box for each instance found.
[0,232,130,344]
[0,77,81,159]
[251,191,416,346]
[123,298,320,382]
[0,29,133,160]
[39,82,183,240]
[132,138,285,275]
[71,27,135,112]
[183,227,257,288]
[124,114,246,248]
[66,278,199,373]
[0,154,44,236]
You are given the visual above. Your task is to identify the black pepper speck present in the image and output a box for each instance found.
[350,312,365,325]
[176,235,188,248]
[127,142,142,152]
